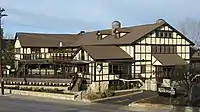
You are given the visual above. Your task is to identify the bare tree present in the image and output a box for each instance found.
[178,18,200,47]
[171,66,200,105]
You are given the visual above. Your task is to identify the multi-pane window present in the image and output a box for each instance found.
[109,64,124,74]
[141,65,146,73]
[31,48,40,53]
[156,31,173,38]
[81,50,85,60]
[152,45,177,54]
[23,54,31,60]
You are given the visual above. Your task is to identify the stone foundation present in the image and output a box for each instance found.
[141,79,157,91]
[87,81,109,93]
[3,89,74,100]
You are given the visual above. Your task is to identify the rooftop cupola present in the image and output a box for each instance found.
[156,19,166,23]
[112,21,121,35]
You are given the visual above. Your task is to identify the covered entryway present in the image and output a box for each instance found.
[153,54,189,94]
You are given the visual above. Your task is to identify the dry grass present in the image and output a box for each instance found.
[136,95,188,106]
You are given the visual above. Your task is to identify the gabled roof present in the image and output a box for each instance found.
[16,32,80,47]
[153,54,188,66]
[72,22,164,46]
[191,48,200,60]
[82,45,132,60]
[15,19,195,48]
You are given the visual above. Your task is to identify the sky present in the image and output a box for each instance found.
[0,0,200,38]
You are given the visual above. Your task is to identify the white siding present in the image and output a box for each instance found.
[14,38,21,48]
[120,46,134,57]
[152,56,162,66]
[73,49,93,61]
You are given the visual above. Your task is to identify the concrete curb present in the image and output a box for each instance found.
[129,102,170,109]
[92,90,143,102]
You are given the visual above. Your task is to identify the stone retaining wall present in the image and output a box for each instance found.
[88,81,109,93]
[3,85,68,91]
[4,89,74,100]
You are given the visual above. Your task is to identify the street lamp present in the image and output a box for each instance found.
[0,7,7,95]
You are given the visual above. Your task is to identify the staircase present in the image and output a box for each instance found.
[71,78,82,92]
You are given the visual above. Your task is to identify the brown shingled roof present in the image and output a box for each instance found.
[191,50,200,61]
[153,54,188,66]
[82,45,132,60]
[72,22,165,46]
[16,33,80,47]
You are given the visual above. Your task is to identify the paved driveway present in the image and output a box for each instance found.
[95,90,157,105]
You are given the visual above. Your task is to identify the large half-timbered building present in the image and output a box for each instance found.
[72,19,194,91]
[11,19,195,92]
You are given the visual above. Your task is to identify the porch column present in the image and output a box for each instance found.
[54,64,56,78]
[24,64,27,82]
[45,64,47,78]
[30,64,32,77]
[39,64,41,78]
[63,65,66,78]
[94,62,96,82]
[127,65,130,89]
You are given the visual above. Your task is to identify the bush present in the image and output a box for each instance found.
[96,92,106,98]
[84,91,101,100]
[109,86,116,90]
[104,89,114,97]
[116,85,122,90]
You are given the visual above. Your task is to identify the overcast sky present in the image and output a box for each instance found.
[1,0,199,37]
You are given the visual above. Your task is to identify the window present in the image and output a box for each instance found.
[152,45,177,54]
[156,31,173,38]
[165,46,170,53]
[156,46,160,53]
[109,64,125,74]
[163,67,172,78]
[31,48,40,53]
[156,32,159,37]
[141,65,146,73]
[159,32,163,37]
[165,32,168,37]
[168,32,172,37]
[161,46,165,53]
[23,54,31,60]
[81,50,85,60]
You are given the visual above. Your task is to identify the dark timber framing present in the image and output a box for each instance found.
[11,19,195,90]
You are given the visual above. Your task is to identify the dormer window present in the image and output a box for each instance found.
[113,29,128,38]
[113,29,120,38]
[102,34,108,39]
[96,31,109,40]
[120,32,128,37]
[96,31,101,40]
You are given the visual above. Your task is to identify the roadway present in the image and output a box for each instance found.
[0,90,170,112]
[0,95,134,112]
[95,90,157,105]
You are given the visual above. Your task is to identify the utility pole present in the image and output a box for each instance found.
[0,7,8,95]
